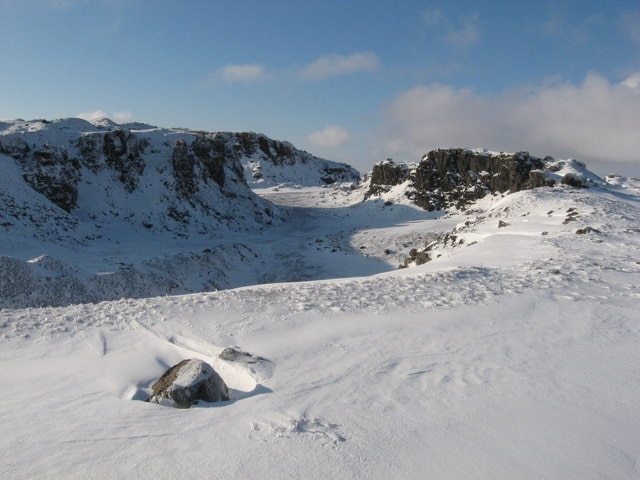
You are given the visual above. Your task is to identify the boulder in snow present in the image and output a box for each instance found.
[219,347,266,364]
[147,358,230,408]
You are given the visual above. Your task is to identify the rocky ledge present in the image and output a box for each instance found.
[367,148,590,210]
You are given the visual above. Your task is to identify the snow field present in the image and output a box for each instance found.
[1,178,640,478]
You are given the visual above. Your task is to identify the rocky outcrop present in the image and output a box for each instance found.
[172,138,197,197]
[22,145,80,212]
[148,359,230,408]
[102,129,148,192]
[367,149,570,210]
[191,133,227,187]
[219,347,266,364]
[0,136,30,159]
[368,159,408,196]
[238,133,360,187]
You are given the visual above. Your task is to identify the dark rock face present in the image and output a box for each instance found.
[367,149,551,210]
[368,160,408,196]
[102,129,148,192]
[191,134,226,187]
[172,138,197,197]
[561,172,586,188]
[22,145,80,212]
[240,132,359,186]
[148,358,230,408]
[0,136,31,159]
[575,226,601,235]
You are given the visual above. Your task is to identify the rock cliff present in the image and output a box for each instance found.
[366,148,590,210]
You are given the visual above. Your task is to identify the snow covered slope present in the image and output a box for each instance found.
[1,173,639,479]
[0,118,359,307]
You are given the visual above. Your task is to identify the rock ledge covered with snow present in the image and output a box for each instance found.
[366,148,599,210]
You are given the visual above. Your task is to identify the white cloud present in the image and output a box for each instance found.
[373,73,640,174]
[301,52,381,80]
[621,72,640,90]
[76,110,133,123]
[442,14,480,48]
[309,125,350,148]
[218,64,267,84]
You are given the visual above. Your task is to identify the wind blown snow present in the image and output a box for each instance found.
[1,176,640,479]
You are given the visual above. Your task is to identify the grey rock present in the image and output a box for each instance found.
[172,138,197,196]
[102,129,148,192]
[148,358,230,408]
[0,136,31,159]
[219,347,266,364]
[367,149,552,210]
[575,226,601,235]
[21,145,80,212]
[562,173,586,188]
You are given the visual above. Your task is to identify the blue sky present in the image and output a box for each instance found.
[1,0,639,175]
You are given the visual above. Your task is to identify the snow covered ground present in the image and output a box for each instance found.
[1,177,640,479]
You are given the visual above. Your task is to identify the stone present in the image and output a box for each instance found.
[219,347,266,364]
[562,173,585,188]
[575,227,601,235]
[147,358,230,408]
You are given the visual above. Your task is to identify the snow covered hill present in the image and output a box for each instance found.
[1,170,639,479]
[0,118,360,307]
[1,117,640,478]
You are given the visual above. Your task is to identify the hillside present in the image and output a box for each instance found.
[1,169,639,479]
[0,118,360,307]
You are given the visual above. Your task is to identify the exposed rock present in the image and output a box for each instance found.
[237,133,359,186]
[148,358,230,408]
[219,347,266,364]
[172,138,197,197]
[368,159,408,196]
[192,133,226,187]
[562,173,586,188]
[102,129,148,192]
[498,220,510,228]
[0,136,31,159]
[529,170,556,188]
[575,226,601,235]
[400,247,431,268]
[367,149,556,210]
[21,145,80,212]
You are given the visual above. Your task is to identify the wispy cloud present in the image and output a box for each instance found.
[543,11,602,46]
[213,64,268,84]
[300,52,381,81]
[76,109,133,123]
[442,14,480,48]
[373,73,640,173]
[422,8,445,27]
[308,125,350,148]
[422,9,481,49]
[619,10,640,45]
